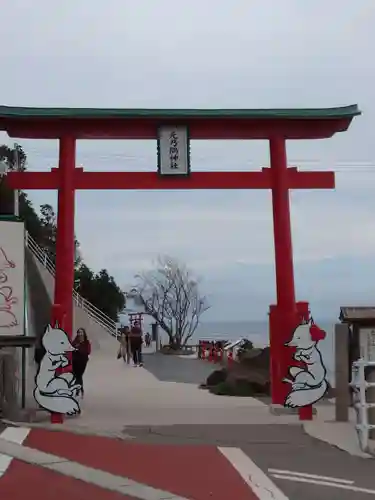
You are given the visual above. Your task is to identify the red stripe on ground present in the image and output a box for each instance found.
[24,429,258,499]
[0,460,135,500]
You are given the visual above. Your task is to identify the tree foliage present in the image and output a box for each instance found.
[0,143,27,172]
[74,266,125,322]
[134,255,210,348]
[0,143,125,321]
[38,204,58,262]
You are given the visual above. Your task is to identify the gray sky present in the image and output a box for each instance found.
[1,0,374,320]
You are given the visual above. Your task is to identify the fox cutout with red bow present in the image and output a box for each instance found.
[283,317,328,408]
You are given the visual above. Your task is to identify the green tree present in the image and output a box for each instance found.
[74,264,94,296]
[0,143,27,216]
[93,269,125,321]
[0,143,27,171]
[74,266,125,321]
[38,203,81,268]
[39,204,57,262]
[0,143,44,242]
[19,192,44,243]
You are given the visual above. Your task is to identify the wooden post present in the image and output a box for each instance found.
[335,323,350,422]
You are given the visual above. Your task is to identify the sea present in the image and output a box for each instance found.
[178,320,335,387]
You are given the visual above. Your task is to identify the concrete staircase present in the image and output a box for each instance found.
[26,233,118,352]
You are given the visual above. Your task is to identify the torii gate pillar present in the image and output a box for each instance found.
[269,137,298,404]
[54,136,76,339]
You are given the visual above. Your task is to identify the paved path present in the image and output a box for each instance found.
[124,424,375,499]
[0,427,258,499]
[47,346,298,433]
[141,352,215,385]
[62,348,375,497]
[0,427,179,499]
[2,425,375,499]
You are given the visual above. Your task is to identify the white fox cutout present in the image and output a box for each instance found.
[34,324,81,416]
[283,318,328,408]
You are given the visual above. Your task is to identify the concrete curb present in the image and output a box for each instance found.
[1,418,133,440]
[302,421,373,459]
[269,404,317,416]
[0,438,187,500]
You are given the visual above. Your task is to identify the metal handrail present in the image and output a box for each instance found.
[350,359,375,453]
[25,232,117,337]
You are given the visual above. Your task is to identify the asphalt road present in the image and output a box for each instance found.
[142,352,215,385]
[123,424,375,500]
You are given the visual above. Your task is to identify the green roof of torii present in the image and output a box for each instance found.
[0,104,361,120]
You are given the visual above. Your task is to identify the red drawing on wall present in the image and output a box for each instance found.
[0,310,18,328]
[0,247,18,328]
[0,247,16,267]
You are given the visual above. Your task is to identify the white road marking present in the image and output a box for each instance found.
[268,468,354,485]
[0,427,31,444]
[271,474,375,495]
[0,453,11,474]
[0,426,30,477]
[218,447,290,500]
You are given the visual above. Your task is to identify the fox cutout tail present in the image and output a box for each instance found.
[284,379,328,408]
[33,388,80,416]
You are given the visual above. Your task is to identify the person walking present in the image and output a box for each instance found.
[119,326,131,364]
[145,332,151,347]
[72,327,91,397]
[129,321,143,367]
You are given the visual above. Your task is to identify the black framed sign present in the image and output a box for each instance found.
[157,126,191,176]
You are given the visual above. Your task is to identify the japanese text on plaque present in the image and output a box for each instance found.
[169,131,179,169]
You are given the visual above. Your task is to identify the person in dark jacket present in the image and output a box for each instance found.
[118,326,131,364]
[72,328,91,397]
[129,321,143,367]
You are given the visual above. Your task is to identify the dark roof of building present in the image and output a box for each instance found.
[340,306,375,323]
[0,104,361,120]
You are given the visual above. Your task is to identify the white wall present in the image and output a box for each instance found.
[0,220,25,337]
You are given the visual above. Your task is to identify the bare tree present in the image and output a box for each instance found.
[134,256,209,348]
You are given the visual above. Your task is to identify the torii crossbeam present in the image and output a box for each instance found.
[8,167,333,190]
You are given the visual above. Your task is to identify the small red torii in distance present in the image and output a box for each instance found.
[0,104,361,423]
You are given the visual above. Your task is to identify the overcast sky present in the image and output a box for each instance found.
[1,0,374,321]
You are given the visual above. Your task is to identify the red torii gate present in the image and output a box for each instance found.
[0,104,360,421]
